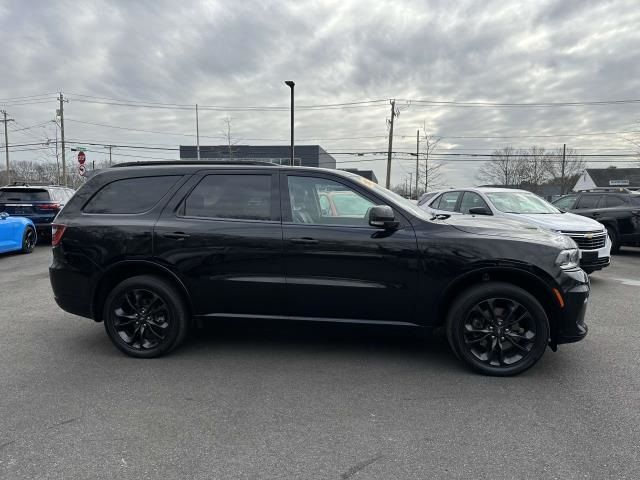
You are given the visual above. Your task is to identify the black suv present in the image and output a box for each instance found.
[49,162,589,376]
[0,183,75,239]
[553,188,640,253]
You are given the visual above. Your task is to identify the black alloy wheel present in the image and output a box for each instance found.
[21,227,36,253]
[103,275,189,358]
[447,282,549,376]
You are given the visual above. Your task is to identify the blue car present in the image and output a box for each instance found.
[0,212,37,254]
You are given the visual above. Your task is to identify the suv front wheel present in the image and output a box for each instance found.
[103,275,189,358]
[446,282,550,376]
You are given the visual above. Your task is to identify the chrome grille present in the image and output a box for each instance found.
[562,231,607,250]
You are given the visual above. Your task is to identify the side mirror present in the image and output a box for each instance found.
[0,212,8,220]
[468,206,492,216]
[368,205,399,229]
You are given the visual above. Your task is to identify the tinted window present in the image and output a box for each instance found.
[84,176,180,214]
[604,196,627,208]
[288,176,375,226]
[438,191,461,212]
[184,174,272,221]
[575,194,602,209]
[0,188,50,202]
[459,192,490,214]
[553,195,577,210]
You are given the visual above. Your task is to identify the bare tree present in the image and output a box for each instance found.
[477,146,520,186]
[418,128,444,193]
[518,146,550,193]
[544,146,586,194]
[221,115,238,159]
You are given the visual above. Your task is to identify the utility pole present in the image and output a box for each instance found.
[385,99,397,189]
[196,104,200,160]
[58,93,67,187]
[415,129,420,199]
[104,145,113,166]
[285,81,295,166]
[408,173,413,199]
[560,143,566,195]
[1,110,14,184]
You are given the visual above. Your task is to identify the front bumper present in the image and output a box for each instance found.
[554,269,589,345]
[578,234,611,272]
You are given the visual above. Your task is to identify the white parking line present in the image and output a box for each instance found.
[610,277,640,287]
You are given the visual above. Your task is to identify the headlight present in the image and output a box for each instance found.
[555,248,580,270]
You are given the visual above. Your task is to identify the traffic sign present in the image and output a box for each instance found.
[77,151,86,164]
[78,164,87,176]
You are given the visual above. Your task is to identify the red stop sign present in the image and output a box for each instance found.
[77,151,86,164]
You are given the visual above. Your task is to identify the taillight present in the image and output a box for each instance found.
[51,224,67,247]
[38,203,60,210]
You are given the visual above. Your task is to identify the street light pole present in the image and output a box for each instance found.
[285,81,295,166]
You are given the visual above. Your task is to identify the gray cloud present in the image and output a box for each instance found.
[1,0,639,187]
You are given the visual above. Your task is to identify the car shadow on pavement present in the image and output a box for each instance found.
[183,319,460,370]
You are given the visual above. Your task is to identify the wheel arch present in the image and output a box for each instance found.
[91,260,192,322]
[437,267,562,339]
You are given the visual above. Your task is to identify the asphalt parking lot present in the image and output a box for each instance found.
[1,246,639,479]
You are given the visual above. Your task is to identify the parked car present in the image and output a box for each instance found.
[0,212,37,254]
[0,184,75,240]
[553,188,640,254]
[49,161,589,376]
[420,187,611,274]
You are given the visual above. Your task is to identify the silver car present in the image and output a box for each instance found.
[419,187,611,274]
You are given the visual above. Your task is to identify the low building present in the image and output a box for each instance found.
[179,145,336,169]
[573,167,640,191]
[340,168,378,183]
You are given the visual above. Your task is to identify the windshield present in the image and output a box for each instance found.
[485,191,560,214]
[0,188,50,202]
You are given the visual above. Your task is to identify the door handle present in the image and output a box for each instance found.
[592,212,600,218]
[290,237,319,245]
[162,232,191,240]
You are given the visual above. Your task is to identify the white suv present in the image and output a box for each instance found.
[419,187,611,274]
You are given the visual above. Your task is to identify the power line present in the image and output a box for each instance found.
[66,95,389,111]
[399,98,640,107]
[0,93,57,102]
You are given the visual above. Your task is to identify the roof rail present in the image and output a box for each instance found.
[576,187,632,193]
[111,160,279,168]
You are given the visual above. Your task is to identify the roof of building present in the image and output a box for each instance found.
[586,168,640,187]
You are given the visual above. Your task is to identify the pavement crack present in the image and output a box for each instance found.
[340,453,384,479]
[0,440,15,450]
[48,418,78,429]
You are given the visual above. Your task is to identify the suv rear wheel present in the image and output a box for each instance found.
[605,226,620,254]
[103,275,189,358]
[446,282,550,376]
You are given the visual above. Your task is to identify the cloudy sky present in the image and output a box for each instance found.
[1,0,639,187]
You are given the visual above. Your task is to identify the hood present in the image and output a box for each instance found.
[436,214,574,249]
[501,212,604,232]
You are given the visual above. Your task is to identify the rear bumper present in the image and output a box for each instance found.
[49,256,94,319]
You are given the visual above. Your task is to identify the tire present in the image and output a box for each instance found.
[446,282,550,376]
[21,226,36,254]
[606,226,620,254]
[103,275,189,358]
